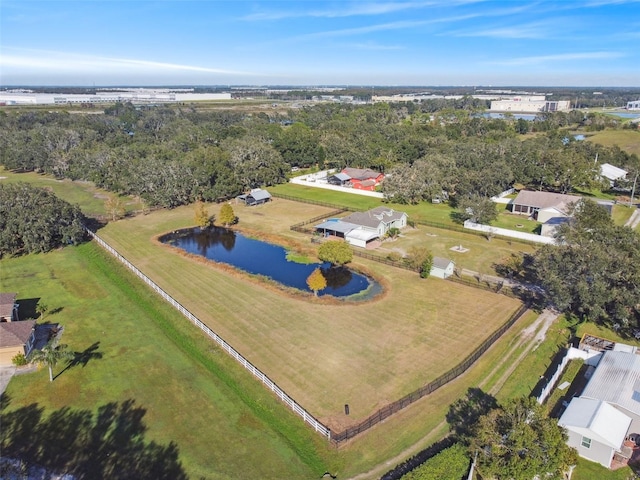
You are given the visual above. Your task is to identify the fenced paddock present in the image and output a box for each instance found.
[97,200,524,437]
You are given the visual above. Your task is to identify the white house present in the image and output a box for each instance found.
[559,397,632,468]
[600,163,628,187]
[558,350,640,468]
[341,207,408,237]
[315,207,408,249]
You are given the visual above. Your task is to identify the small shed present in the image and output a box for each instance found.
[0,320,36,366]
[430,257,455,279]
[237,189,272,206]
[327,172,351,186]
[0,293,19,322]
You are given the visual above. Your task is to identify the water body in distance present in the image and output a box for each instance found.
[160,227,379,299]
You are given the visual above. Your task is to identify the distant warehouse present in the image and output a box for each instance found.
[490,96,571,113]
[627,100,640,110]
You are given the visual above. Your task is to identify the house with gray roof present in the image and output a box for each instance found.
[558,350,640,468]
[0,293,19,322]
[559,397,632,468]
[511,190,582,222]
[341,207,407,236]
[0,319,36,366]
[315,207,407,249]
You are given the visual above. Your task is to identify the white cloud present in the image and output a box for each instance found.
[242,0,489,21]
[0,48,258,76]
[490,51,626,66]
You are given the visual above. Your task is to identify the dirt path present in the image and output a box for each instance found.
[625,207,640,229]
[346,308,558,480]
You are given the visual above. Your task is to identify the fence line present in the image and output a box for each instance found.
[87,226,528,444]
[85,229,332,440]
[330,303,529,443]
[273,192,538,247]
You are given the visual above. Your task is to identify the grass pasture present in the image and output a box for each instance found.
[0,243,330,479]
[0,166,144,217]
[585,129,640,157]
[98,198,523,433]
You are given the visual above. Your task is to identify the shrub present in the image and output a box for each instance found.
[387,251,403,263]
[12,353,28,366]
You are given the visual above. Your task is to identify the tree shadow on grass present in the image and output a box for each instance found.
[0,397,187,480]
[55,342,104,380]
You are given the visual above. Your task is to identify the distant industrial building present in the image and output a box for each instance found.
[0,88,231,106]
[490,96,571,113]
[627,100,640,110]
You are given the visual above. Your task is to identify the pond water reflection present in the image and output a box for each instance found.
[160,227,379,299]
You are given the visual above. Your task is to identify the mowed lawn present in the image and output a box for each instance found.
[98,198,523,432]
[585,129,640,157]
[0,243,331,479]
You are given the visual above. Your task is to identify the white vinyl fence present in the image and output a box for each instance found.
[536,347,601,404]
[463,220,555,244]
[87,230,332,440]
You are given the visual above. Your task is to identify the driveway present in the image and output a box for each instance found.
[0,365,16,395]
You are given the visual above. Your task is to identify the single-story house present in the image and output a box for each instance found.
[327,172,351,186]
[558,350,640,468]
[540,216,571,237]
[314,207,407,249]
[511,190,582,221]
[0,293,19,322]
[601,163,627,187]
[341,167,384,191]
[237,188,272,206]
[341,207,408,237]
[580,350,640,434]
[0,320,36,366]
[430,257,455,279]
[559,397,632,468]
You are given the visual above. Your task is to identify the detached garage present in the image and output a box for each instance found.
[345,229,380,249]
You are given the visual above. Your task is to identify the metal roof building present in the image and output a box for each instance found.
[581,351,640,424]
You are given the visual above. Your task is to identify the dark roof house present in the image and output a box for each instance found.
[0,320,36,366]
[0,293,19,322]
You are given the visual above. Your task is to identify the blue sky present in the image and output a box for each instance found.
[1,0,639,86]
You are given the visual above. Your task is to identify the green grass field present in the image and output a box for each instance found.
[585,129,640,158]
[1,243,333,479]
[0,166,144,217]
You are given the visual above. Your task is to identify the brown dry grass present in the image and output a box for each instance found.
[98,198,522,432]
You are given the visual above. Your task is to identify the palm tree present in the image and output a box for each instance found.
[29,342,74,382]
[36,302,48,320]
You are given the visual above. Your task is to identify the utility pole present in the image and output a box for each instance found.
[630,171,639,208]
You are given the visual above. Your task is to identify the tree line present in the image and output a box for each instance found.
[0,183,86,257]
[1,102,637,209]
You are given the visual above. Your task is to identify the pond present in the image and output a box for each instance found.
[159,227,380,299]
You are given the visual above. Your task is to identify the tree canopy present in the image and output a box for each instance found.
[1,104,637,210]
[306,268,327,296]
[218,203,236,227]
[470,397,577,480]
[0,183,86,257]
[533,199,640,334]
[317,241,353,266]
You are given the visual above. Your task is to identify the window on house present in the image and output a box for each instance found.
[581,436,592,448]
